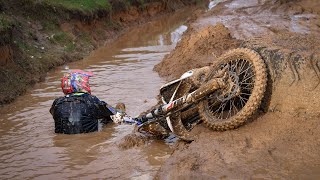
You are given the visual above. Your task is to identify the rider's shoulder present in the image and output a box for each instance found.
[85,94,102,102]
[52,96,66,105]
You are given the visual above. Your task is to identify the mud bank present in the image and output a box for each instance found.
[155,0,320,179]
[0,0,207,105]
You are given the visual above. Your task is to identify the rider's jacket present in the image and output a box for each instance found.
[50,93,114,134]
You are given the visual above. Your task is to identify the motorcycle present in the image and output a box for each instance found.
[129,48,267,141]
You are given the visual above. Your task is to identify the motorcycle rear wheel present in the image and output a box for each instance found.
[198,48,267,130]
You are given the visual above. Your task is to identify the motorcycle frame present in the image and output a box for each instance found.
[143,65,228,132]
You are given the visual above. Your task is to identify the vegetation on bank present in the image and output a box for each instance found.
[0,15,14,31]
[20,0,152,14]
[38,0,148,11]
[41,0,111,12]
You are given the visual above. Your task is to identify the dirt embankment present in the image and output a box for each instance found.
[155,0,320,179]
[154,23,241,80]
[0,0,207,105]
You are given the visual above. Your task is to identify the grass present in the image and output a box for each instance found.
[41,0,111,12]
[64,42,76,52]
[51,32,71,43]
[42,21,59,31]
[0,15,14,32]
[35,0,149,12]
[45,31,76,52]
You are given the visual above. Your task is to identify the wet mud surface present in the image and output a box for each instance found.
[157,112,320,179]
[155,0,320,179]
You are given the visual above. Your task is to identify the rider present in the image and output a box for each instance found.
[50,69,144,134]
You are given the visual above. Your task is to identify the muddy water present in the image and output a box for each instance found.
[0,10,190,179]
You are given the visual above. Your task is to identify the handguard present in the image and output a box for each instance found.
[110,112,145,125]
[110,112,124,124]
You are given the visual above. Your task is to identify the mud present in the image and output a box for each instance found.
[154,23,240,80]
[244,32,320,115]
[117,133,150,150]
[154,0,320,179]
[157,112,320,179]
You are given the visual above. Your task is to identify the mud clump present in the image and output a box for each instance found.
[117,125,171,150]
[117,133,149,150]
[154,23,240,80]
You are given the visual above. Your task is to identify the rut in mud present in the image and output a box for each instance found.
[243,32,320,115]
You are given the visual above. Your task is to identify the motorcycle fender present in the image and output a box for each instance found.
[160,70,193,92]
[166,117,174,133]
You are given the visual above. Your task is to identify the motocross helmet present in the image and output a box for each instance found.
[61,69,93,95]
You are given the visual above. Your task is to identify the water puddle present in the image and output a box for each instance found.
[208,0,227,10]
[0,9,190,179]
[290,14,316,34]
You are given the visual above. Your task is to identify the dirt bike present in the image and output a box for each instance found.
[135,48,267,141]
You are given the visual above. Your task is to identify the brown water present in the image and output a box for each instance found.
[0,10,190,179]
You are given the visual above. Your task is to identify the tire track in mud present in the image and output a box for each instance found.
[244,32,320,114]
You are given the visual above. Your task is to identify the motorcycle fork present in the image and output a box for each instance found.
[145,77,226,119]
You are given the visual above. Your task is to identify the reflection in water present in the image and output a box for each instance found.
[0,9,190,179]
[290,14,316,34]
[208,0,226,10]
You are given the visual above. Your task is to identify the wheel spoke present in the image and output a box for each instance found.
[230,60,237,72]
[209,101,223,113]
[237,96,244,108]
[237,60,246,75]
[218,102,227,119]
[241,92,252,96]
[241,72,253,83]
[241,82,254,87]
[232,98,239,114]
[241,87,254,92]
[238,64,253,77]
[240,82,254,85]
[241,73,255,84]
[227,99,233,119]
[231,100,239,114]
[239,95,249,104]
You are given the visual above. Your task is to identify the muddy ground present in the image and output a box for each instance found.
[154,0,320,179]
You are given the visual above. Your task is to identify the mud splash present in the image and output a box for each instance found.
[0,9,191,179]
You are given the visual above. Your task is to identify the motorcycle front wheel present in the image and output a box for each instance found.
[198,48,267,130]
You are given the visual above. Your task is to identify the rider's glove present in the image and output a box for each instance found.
[111,112,125,124]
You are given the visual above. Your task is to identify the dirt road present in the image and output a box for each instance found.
[155,0,320,178]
